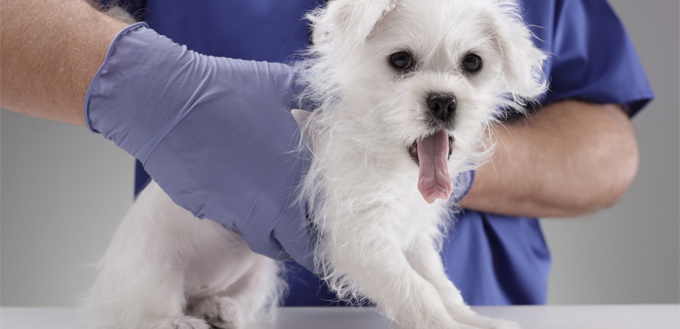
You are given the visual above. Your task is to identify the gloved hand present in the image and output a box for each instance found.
[85,23,315,268]
[85,23,475,271]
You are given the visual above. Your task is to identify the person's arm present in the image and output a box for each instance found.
[0,0,128,125]
[459,100,639,218]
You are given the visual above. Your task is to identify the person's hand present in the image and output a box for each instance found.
[86,23,314,268]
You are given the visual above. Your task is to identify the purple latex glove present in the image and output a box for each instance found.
[451,170,475,204]
[85,23,315,268]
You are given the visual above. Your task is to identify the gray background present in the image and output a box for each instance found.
[1,0,678,307]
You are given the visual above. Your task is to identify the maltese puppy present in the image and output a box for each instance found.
[83,0,546,328]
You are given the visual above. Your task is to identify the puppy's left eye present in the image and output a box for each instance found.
[389,52,413,70]
[462,54,482,73]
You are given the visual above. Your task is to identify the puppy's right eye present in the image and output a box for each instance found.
[462,54,482,73]
[389,52,412,70]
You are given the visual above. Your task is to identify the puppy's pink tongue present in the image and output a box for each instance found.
[417,131,453,204]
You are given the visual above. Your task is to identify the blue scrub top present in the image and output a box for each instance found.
[113,0,653,305]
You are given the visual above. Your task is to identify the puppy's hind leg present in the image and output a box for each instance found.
[188,248,285,328]
[140,273,209,329]
[85,265,209,329]
[149,316,210,329]
[85,258,212,329]
[83,182,210,329]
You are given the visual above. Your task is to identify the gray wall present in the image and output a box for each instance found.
[1,0,678,307]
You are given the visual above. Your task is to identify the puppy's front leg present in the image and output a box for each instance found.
[406,234,521,329]
[325,230,463,329]
[406,234,467,309]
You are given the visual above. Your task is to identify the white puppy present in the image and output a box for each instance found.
[83,0,546,328]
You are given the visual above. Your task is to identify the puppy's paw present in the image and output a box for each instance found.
[460,316,521,329]
[447,309,521,329]
[189,296,247,328]
[149,316,211,329]
[485,318,521,329]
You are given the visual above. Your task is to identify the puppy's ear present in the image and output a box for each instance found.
[486,2,548,99]
[310,0,397,48]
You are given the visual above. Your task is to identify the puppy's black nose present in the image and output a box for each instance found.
[427,93,457,121]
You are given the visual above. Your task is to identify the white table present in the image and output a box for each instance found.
[2,305,678,329]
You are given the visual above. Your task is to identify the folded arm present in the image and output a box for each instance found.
[459,100,639,218]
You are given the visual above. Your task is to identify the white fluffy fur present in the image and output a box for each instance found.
[82,0,546,328]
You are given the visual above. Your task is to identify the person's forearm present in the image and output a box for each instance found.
[0,0,128,126]
[459,100,639,218]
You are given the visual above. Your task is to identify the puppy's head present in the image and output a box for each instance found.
[305,0,547,203]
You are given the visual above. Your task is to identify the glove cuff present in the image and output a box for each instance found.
[85,22,190,162]
[451,170,476,204]
[84,22,149,134]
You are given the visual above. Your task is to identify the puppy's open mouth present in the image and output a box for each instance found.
[408,133,454,166]
[408,131,455,204]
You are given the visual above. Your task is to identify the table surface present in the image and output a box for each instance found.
[2,304,678,329]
